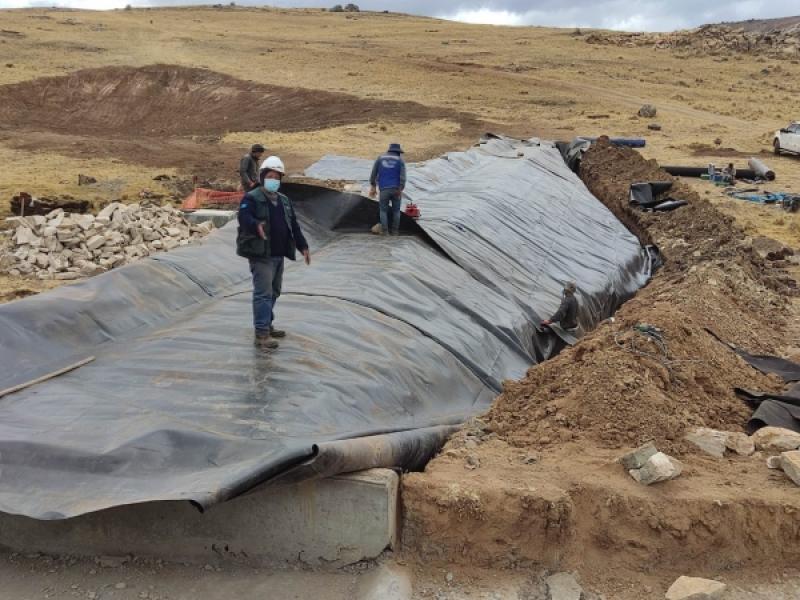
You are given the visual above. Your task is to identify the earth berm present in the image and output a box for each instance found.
[402,137,800,600]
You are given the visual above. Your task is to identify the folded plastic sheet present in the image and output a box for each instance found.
[0,137,651,519]
[629,182,674,209]
[307,137,652,335]
[739,384,800,433]
[711,329,800,433]
[735,352,800,382]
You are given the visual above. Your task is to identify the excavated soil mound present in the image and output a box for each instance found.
[0,64,471,138]
[489,293,784,454]
[487,137,795,454]
[0,64,483,178]
[402,139,800,587]
[579,138,796,297]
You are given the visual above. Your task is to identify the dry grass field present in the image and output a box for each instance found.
[0,6,797,234]
[0,6,798,286]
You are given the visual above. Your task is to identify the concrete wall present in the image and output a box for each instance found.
[0,469,399,567]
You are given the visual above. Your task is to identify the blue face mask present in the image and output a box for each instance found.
[263,179,281,193]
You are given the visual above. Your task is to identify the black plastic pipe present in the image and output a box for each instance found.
[662,166,758,179]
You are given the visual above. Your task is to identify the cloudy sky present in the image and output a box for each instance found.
[0,0,796,32]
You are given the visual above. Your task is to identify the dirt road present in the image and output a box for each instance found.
[2,550,800,599]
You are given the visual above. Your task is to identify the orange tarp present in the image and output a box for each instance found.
[182,188,244,210]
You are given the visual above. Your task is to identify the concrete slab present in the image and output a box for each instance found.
[0,469,398,568]
[355,563,413,600]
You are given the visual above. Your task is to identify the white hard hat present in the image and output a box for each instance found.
[260,155,285,175]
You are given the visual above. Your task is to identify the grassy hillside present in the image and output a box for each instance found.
[0,5,798,245]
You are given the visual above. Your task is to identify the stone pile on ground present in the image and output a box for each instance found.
[620,442,683,485]
[0,202,214,280]
[586,24,800,59]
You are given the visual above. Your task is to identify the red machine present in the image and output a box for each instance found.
[404,202,421,219]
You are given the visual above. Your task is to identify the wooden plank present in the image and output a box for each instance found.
[0,356,95,399]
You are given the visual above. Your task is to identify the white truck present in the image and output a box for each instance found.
[773,121,800,155]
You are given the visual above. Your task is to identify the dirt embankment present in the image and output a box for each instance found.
[402,139,800,595]
[491,136,795,454]
[0,64,484,179]
[580,139,796,296]
[485,138,795,455]
[0,64,476,138]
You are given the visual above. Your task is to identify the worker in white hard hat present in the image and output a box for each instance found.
[236,155,311,349]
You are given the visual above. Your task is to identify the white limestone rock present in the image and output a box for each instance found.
[685,428,727,459]
[630,452,683,485]
[725,432,755,457]
[86,235,106,251]
[752,427,800,453]
[780,450,800,486]
[665,576,726,600]
[96,202,121,220]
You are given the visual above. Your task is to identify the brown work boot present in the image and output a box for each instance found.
[270,326,286,338]
[254,331,278,349]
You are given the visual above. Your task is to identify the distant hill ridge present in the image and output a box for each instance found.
[715,15,800,34]
[585,16,800,59]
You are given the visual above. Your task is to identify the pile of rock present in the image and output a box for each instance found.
[686,425,800,487]
[0,202,214,280]
[586,24,800,59]
[684,427,755,458]
[622,426,800,488]
[620,442,683,485]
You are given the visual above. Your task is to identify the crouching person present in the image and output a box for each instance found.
[541,281,579,331]
[237,156,311,349]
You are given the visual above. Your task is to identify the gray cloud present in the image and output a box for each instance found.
[0,0,796,31]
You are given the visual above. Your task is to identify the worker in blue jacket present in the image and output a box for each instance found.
[369,143,406,235]
[236,155,310,349]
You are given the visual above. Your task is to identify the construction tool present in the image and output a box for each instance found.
[404,203,420,219]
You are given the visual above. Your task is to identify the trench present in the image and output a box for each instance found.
[402,137,800,580]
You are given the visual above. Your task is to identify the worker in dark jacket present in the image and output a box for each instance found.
[239,144,265,191]
[237,155,310,349]
[369,143,406,235]
[723,163,737,183]
[541,282,579,330]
